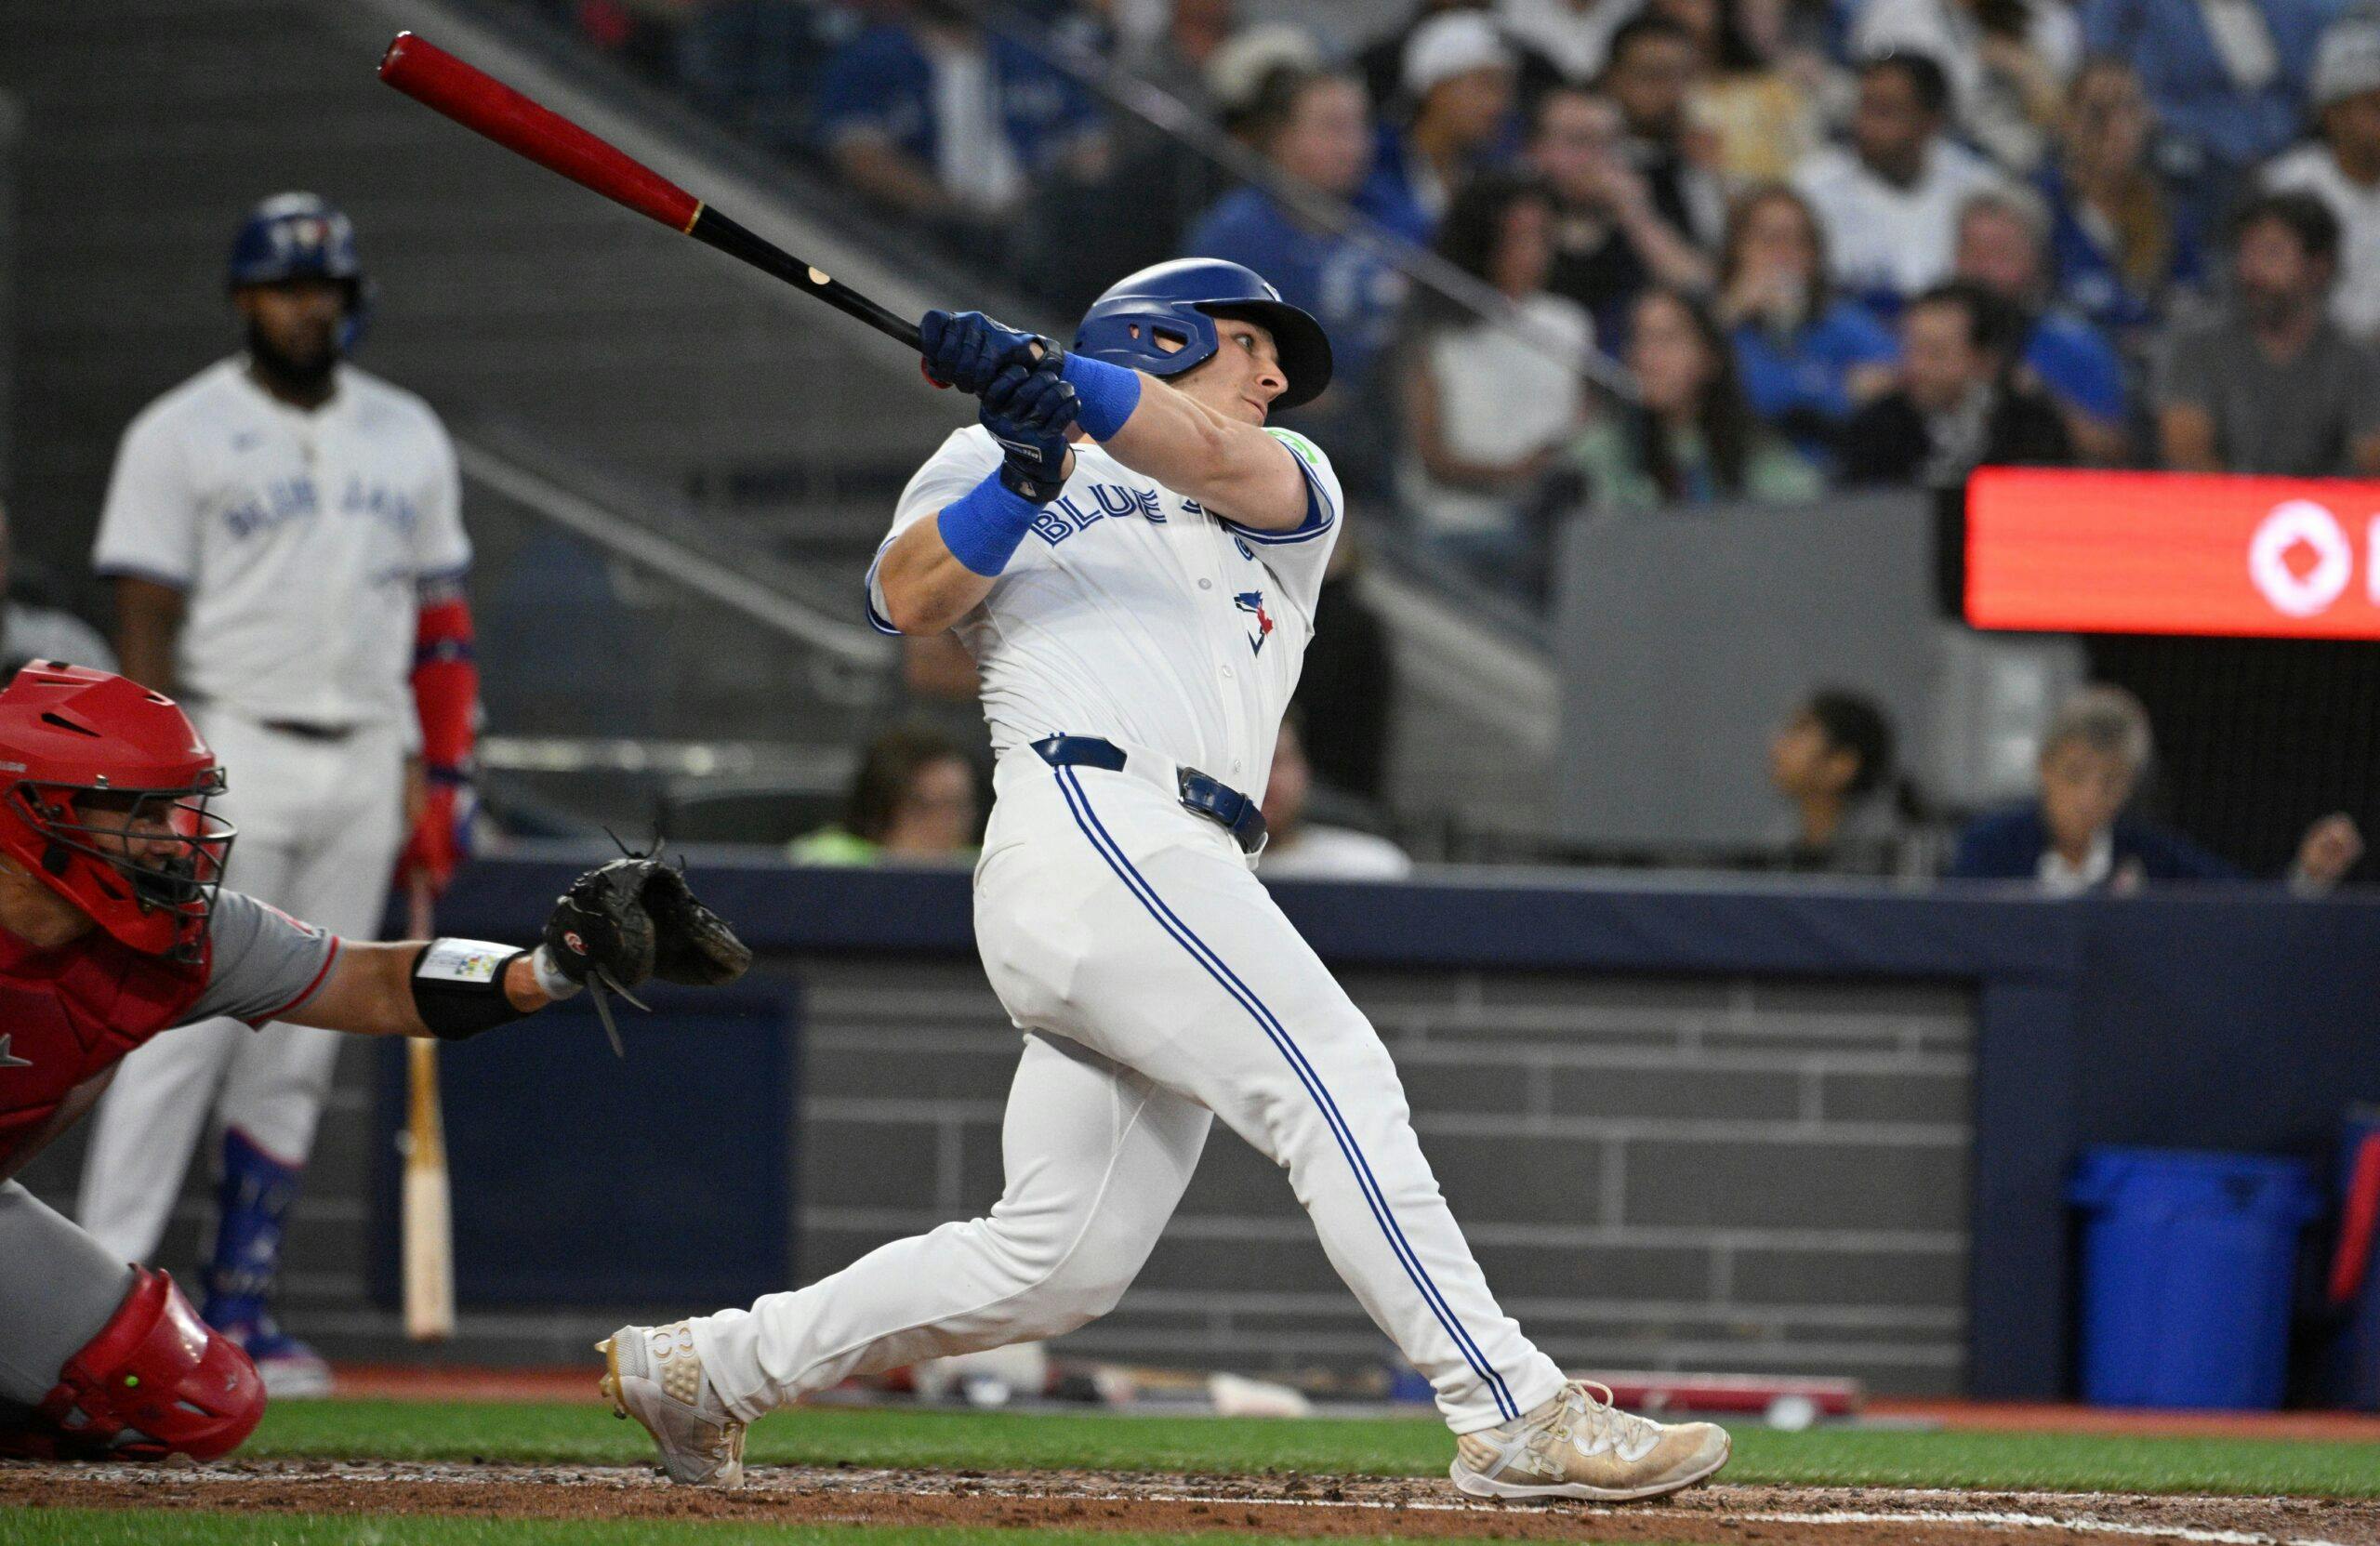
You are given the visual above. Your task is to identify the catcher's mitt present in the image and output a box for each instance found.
[542,846,749,1052]
[640,861,752,984]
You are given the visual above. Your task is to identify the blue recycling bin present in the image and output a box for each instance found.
[2070,1146,2322,1409]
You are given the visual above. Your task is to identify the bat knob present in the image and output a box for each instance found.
[920,359,950,390]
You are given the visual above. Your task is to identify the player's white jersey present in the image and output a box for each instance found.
[868,425,1343,788]
[92,358,470,729]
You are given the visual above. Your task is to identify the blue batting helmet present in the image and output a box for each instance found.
[1074,258,1333,410]
[226,192,371,349]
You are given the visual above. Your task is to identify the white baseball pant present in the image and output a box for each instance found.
[692,747,1567,1434]
[77,708,406,1262]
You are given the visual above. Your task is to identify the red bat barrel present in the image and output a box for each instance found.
[377,31,701,234]
[376,31,925,353]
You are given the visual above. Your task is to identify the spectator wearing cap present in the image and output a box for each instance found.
[1837,280,2074,486]
[2080,0,2342,192]
[1766,688,1906,875]
[1528,85,1716,337]
[2033,58,2209,349]
[2264,18,2380,342]
[1358,1,1500,115]
[1376,10,1524,229]
[1501,0,1651,87]
[1600,15,1729,258]
[1792,52,2006,318]
[811,2,1107,244]
[1951,185,2131,463]
[1950,685,2363,892]
[1852,0,2080,173]
[1717,183,1902,462]
[2156,191,2380,476]
[1206,22,1328,139]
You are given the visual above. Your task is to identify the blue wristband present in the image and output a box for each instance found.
[1060,353,1143,441]
[937,472,1039,577]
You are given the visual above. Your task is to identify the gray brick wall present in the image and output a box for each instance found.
[793,959,1974,1395]
[15,956,1973,1393]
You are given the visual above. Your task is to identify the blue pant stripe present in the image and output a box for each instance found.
[1052,767,1518,1420]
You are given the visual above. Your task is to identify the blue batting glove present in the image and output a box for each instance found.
[919,309,1042,396]
[980,359,1078,504]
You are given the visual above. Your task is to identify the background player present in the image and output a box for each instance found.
[73,192,480,1394]
[595,260,1730,1503]
[0,662,742,1463]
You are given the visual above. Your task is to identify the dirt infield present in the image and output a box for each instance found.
[8,1460,2380,1545]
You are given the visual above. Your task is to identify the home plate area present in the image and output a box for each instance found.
[8,1461,2380,1545]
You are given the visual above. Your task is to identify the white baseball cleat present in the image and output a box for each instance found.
[598,1322,747,1487]
[1449,1380,1731,1501]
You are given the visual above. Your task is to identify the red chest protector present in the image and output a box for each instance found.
[0,927,208,1165]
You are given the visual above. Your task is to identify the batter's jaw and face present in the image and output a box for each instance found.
[236,277,347,396]
[1167,315,1289,426]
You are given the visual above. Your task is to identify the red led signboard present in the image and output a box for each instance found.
[1965,466,2380,640]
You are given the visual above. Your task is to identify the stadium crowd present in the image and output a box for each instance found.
[549,0,2380,595]
[499,0,2379,884]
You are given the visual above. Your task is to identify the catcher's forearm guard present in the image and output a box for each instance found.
[408,937,573,1041]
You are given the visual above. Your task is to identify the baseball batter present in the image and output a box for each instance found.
[74,193,481,1394]
[0,662,746,1464]
[601,259,1731,1503]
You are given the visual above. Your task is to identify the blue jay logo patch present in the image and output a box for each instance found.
[1234,590,1274,656]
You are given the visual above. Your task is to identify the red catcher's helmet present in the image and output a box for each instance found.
[0,663,234,960]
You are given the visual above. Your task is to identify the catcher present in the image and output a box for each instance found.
[0,662,747,1462]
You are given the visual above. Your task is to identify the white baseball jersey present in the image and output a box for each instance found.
[91,359,469,729]
[866,425,1343,790]
[703,414,1569,1437]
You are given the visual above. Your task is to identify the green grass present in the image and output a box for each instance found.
[232,1399,2380,1499]
[0,1515,1592,1546]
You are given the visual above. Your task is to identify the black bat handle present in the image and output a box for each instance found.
[688,205,924,353]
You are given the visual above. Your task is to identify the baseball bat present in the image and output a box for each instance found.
[402,878,456,1342]
[377,31,923,354]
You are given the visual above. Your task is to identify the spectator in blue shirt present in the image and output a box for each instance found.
[1952,184,2132,463]
[1950,684,2363,890]
[1715,183,1902,461]
[2078,0,2346,194]
[1184,69,1417,492]
[2033,58,2207,349]
[812,1,1107,244]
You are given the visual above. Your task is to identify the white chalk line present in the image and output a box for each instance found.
[1099,1489,2351,1545]
[17,1464,2360,1546]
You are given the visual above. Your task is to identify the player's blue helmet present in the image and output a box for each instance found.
[1074,258,1333,410]
[226,192,371,349]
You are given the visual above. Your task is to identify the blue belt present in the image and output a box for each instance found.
[1031,734,1269,856]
